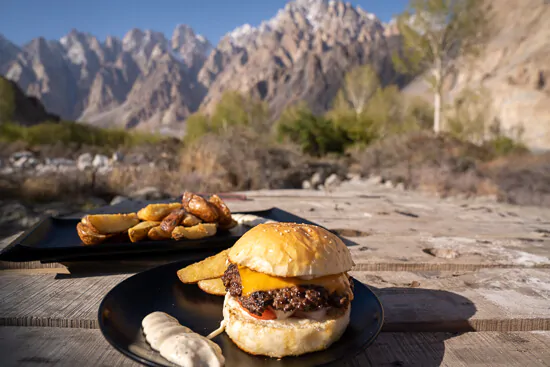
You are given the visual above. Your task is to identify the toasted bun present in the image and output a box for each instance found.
[228,222,354,278]
[222,294,350,358]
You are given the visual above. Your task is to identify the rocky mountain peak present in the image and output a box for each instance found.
[171,24,212,74]
[199,0,391,115]
[0,34,21,73]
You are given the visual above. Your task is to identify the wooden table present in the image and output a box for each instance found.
[2,182,550,366]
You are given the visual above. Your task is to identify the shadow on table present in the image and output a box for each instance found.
[351,285,477,367]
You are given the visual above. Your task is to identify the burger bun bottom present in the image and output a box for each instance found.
[222,294,350,358]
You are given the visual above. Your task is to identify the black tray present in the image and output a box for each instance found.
[0,207,320,264]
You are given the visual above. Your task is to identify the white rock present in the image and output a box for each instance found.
[12,157,29,169]
[346,173,361,181]
[395,182,405,191]
[112,151,124,162]
[367,175,383,185]
[311,172,323,186]
[110,196,129,205]
[9,151,33,164]
[316,184,325,191]
[302,180,312,189]
[92,154,110,168]
[384,180,394,188]
[77,153,93,171]
[324,173,341,188]
[129,187,164,200]
[51,158,75,166]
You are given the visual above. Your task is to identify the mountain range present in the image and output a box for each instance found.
[1,0,548,150]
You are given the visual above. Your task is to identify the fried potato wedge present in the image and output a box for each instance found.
[82,213,139,234]
[172,223,217,241]
[182,212,202,227]
[160,209,186,233]
[182,192,219,223]
[197,278,226,296]
[176,249,230,284]
[128,221,160,243]
[208,194,233,225]
[147,226,172,240]
[137,203,182,221]
[77,222,112,245]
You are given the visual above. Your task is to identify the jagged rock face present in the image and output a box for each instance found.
[171,24,213,77]
[1,26,212,131]
[0,35,21,74]
[199,0,396,116]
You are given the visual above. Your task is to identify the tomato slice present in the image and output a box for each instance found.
[238,302,277,320]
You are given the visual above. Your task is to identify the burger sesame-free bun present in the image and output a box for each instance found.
[222,294,350,358]
[228,222,354,278]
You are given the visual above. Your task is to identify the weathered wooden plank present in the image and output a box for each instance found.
[2,269,549,332]
[350,331,550,367]
[351,269,550,332]
[2,327,550,367]
[2,187,549,272]
[0,327,137,367]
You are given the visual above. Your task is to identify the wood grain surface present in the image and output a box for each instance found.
[1,184,550,366]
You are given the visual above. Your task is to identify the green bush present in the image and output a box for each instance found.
[184,91,270,143]
[276,103,350,156]
[485,136,529,157]
[0,120,164,150]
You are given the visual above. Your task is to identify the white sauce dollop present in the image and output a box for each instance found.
[142,312,225,367]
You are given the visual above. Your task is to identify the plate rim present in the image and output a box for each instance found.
[97,260,385,367]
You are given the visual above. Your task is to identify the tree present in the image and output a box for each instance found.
[210,91,270,133]
[184,91,270,143]
[393,0,491,133]
[333,65,381,115]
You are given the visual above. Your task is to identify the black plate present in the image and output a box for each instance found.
[0,207,320,263]
[98,260,384,367]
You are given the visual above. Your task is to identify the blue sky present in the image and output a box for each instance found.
[1,0,409,46]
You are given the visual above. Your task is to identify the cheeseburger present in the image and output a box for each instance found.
[221,222,355,358]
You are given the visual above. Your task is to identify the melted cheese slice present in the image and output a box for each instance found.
[238,266,353,300]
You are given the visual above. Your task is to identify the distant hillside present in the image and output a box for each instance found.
[0,0,548,149]
[0,76,60,125]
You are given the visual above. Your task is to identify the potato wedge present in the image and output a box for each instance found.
[208,194,233,225]
[172,223,217,241]
[77,222,112,245]
[82,213,139,234]
[197,278,226,296]
[147,226,172,240]
[182,192,219,223]
[177,249,230,284]
[137,203,182,221]
[182,212,202,227]
[128,221,160,242]
[160,209,186,233]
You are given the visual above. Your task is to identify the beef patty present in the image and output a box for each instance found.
[221,263,353,317]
